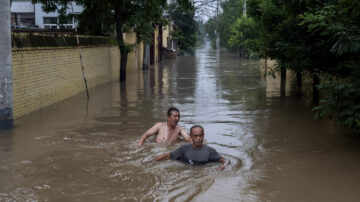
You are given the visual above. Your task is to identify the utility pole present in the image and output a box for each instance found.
[243,0,246,16]
[0,0,14,130]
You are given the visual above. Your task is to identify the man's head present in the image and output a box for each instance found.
[167,107,180,127]
[190,125,204,148]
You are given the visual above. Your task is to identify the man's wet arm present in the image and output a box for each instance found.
[180,128,191,141]
[138,123,160,145]
[153,152,171,161]
[144,123,161,137]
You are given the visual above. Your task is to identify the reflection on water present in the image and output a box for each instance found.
[1,41,360,201]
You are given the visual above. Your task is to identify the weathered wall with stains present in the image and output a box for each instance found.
[11,32,143,119]
[154,25,159,63]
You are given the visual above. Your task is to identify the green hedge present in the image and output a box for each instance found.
[11,32,117,48]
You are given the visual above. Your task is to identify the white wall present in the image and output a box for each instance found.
[35,2,83,28]
[34,3,56,28]
[11,1,34,13]
[11,1,83,28]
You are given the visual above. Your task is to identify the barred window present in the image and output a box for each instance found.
[43,17,57,24]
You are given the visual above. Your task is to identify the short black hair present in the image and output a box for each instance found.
[167,107,179,117]
[190,125,204,134]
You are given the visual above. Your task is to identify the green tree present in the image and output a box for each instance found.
[217,0,244,50]
[168,3,198,54]
[204,17,217,48]
[33,0,167,82]
[228,16,260,58]
[244,0,360,134]
[75,1,114,35]
[204,0,245,50]
[300,1,360,134]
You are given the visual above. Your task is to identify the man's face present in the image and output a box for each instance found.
[190,127,204,148]
[167,111,180,126]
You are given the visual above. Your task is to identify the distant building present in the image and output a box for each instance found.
[10,0,178,58]
[11,0,82,29]
[164,0,179,52]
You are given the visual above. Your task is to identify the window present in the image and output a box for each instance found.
[44,25,57,29]
[59,16,73,24]
[43,16,75,29]
[43,17,57,24]
[11,13,35,26]
[20,13,35,26]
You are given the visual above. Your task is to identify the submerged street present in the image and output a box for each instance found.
[1,42,360,201]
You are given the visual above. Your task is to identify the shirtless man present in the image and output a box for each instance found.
[137,108,191,146]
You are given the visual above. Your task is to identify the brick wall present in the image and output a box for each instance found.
[10,32,146,119]
[12,46,120,119]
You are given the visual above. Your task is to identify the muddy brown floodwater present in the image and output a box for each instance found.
[1,42,360,202]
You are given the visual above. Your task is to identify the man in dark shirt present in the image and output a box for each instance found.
[153,125,227,170]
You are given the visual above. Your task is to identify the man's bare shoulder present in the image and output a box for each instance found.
[148,122,163,132]
[175,125,185,130]
[150,122,164,130]
[154,122,164,127]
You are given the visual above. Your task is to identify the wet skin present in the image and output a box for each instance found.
[137,111,191,146]
[168,111,180,129]
[190,127,204,148]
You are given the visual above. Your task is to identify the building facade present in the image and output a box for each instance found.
[11,0,82,29]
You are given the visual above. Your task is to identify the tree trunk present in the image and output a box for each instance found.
[296,71,302,96]
[296,71,302,86]
[120,48,127,81]
[280,67,286,96]
[114,1,127,82]
[280,67,286,80]
[313,74,320,106]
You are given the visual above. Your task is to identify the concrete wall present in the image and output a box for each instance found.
[154,25,159,62]
[259,59,314,99]
[11,1,34,13]
[162,21,174,49]
[136,41,144,69]
[11,32,142,119]
[124,30,137,72]
[162,24,169,49]
[123,30,144,70]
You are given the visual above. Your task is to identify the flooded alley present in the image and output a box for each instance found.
[1,42,360,201]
